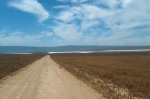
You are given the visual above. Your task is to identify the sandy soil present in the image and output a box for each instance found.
[0,55,104,99]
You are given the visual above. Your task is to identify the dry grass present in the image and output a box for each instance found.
[51,52,150,99]
[0,54,43,79]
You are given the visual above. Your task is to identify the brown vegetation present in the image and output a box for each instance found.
[51,52,150,99]
[0,54,43,79]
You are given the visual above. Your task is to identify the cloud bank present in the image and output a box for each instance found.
[51,0,150,45]
[2,0,150,46]
[8,0,49,22]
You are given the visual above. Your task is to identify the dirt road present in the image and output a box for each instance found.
[0,55,104,99]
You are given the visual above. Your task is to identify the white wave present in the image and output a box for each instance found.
[48,49,150,54]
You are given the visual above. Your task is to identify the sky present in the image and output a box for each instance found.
[0,0,150,47]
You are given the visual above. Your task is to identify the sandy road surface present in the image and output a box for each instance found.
[0,55,104,99]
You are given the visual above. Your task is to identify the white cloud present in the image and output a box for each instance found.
[53,0,150,45]
[99,0,121,9]
[55,4,114,23]
[110,36,150,45]
[53,5,69,9]
[81,4,115,20]
[56,11,75,22]
[95,0,133,9]
[81,20,100,31]
[8,0,49,22]
[57,0,88,3]
[105,0,150,31]
[122,0,133,7]
[55,6,82,22]
[53,22,82,41]
[0,31,42,46]
[41,31,53,36]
